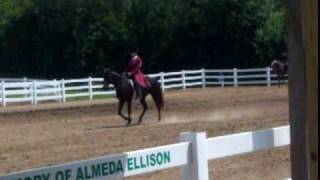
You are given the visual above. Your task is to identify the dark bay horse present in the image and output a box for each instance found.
[271,59,288,87]
[103,69,164,126]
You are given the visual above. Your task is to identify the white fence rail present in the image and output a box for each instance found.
[0,78,48,82]
[0,125,290,180]
[0,67,287,107]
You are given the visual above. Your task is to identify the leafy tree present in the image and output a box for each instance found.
[0,0,287,78]
[254,0,287,65]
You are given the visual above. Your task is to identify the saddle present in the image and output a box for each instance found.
[127,76,151,89]
[122,71,151,88]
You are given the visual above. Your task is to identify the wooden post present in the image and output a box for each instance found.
[182,70,186,89]
[220,72,225,87]
[57,80,62,103]
[1,81,6,107]
[302,0,318,179]
[286,0,318,179]
[61,79,66,102]
[53,79,58,100]
[32,80,37,105]
[23,77,27,98]
[180,132,209,180]
[201,68,206,88]
[286,0,309,178]
[233,68,238,87]
[266,67,271,87]
[88,76,93,100]
[160,72,165,92]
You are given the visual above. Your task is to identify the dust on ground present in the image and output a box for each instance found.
[0,86,290,180]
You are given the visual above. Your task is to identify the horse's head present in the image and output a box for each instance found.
[271,59,288,74]
[271,59,278,66]
[103,68,113,90]
[103,68,124,89]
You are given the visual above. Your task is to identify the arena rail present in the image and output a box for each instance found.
[0,125,290,180]
[0,78,48,82]
[0,67,288,107]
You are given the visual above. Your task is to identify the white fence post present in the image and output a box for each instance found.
[160,72,165,92]
[88,76,93,100]
[233,68,238,87]
[180,132,209,180]
[32,80,37,105]
[182,70,186,89]
[201,68,206,88]
[23,77,27,98]
[218,72,225,87]
[0,68,287,106]
[53,79,58,101]
[267,67,271,87]
[61,79,66,102]
[55,79,62,102]
[1,81,6,107]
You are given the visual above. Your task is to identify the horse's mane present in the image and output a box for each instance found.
[271,59,286,66]
[109,71,126,80]
[110,71,122,77]
[271,59,280,66]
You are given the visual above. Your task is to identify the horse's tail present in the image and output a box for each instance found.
[152,80,164,109]
[150,78,164,120]
[158,88,164,109]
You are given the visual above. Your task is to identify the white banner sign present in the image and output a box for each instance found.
[0,143,189,180]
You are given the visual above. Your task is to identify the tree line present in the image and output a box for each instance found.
[0,0,287,78]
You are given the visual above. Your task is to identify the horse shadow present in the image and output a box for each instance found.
[86,123,140,131]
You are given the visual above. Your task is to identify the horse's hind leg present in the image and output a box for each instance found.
[138,98,148,124]
[151,90,162,121]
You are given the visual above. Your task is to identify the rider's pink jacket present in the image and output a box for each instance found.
[127,56,149,88]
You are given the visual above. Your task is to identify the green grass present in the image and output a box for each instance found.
[66,94,114,102]
[3,91,115,103]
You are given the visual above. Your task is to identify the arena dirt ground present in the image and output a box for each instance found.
[0,86,290,180]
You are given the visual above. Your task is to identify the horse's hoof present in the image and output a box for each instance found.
[126,121,131,126]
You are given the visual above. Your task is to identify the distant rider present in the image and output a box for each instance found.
[126,48,150,100]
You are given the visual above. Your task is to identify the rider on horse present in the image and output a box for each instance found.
[126,48,150,100]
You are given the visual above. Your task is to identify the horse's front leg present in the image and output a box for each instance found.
[138,97,148,124]
[118,100,130,125]
[126,101,132,126]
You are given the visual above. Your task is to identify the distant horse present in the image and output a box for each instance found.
[271,59,288,87]
[103,68,164,126]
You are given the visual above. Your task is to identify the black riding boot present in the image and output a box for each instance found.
[134,82,143,100]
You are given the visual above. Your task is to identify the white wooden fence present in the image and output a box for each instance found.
[0,78,48,82]
[0,67,287,107]
[0,125,290,180]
